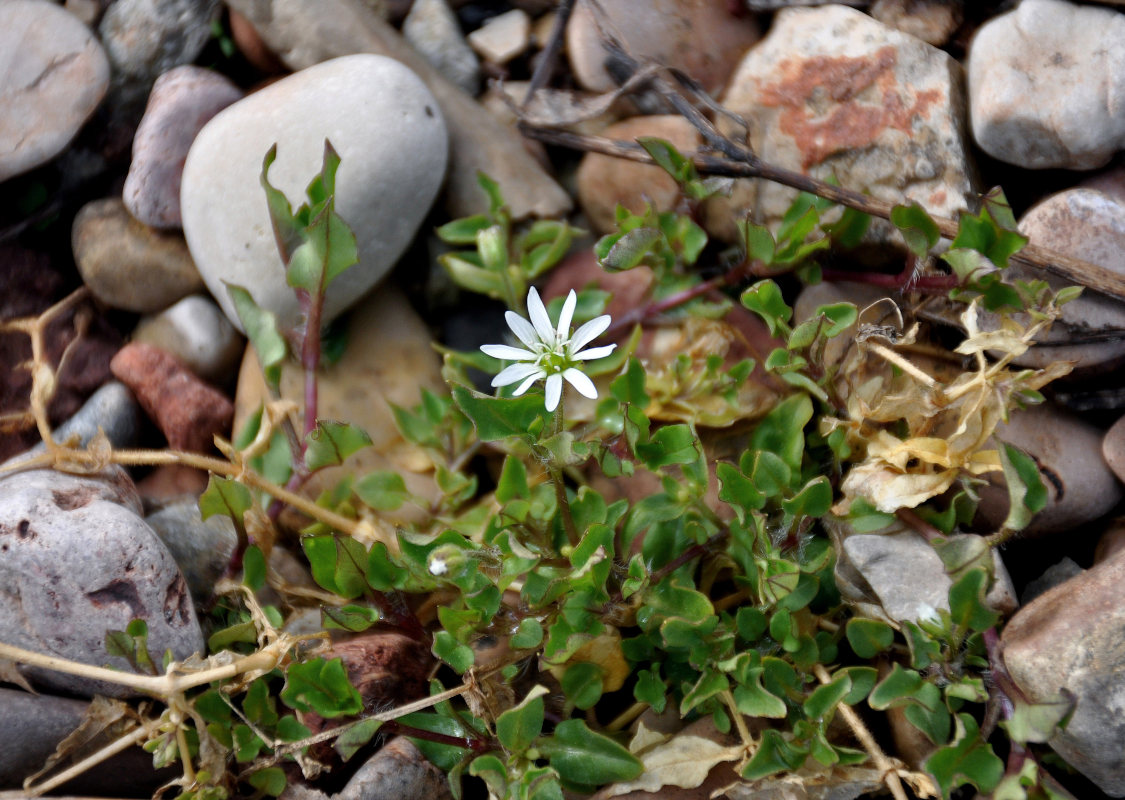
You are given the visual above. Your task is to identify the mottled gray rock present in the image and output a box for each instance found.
[144,500,237,607]
[566,0,759,95]
[402,0,479,95]
[18,381,141,460]
[1021,557,1085,606]
[0,1,110,182]
[1003,547,1125,796]
[132,295,244,385]
[279,737,453,800]
[708,5,976,247]
[181,54,447,334]
[468,8,530,65]
[968,0,1125,170]
[124,66,244,229]
[73,197,204,313]
[223,0,571,220]
[977,403,1124,537]
[837,527,1017,625]
[98,0,220,86]
[0,689,169,793]
[0,468,203,697]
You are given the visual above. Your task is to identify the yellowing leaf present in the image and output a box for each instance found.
[604,732,744,797]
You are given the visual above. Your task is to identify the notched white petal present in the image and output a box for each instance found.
[544,373,563,412]
[492,362,542,387]
[527,287,555,343]
[574,344,617,361]
[563,368,598,399]
[557,290,577,340]
[481,344,535,361]
[513,371,545,396]
[569,315,612,353]
[505,311,540,349]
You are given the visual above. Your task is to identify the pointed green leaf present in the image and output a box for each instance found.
[353,470,408,512]
[496,686,545,754]
[304,420,372,471]
[846,618,895,659]
[539,719,642,786]
[227,283,287,386]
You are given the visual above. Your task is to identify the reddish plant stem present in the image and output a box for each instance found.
[377,719,495,754]
[605,258,758,338]
[895,507,944,543]
[300,289,322,439]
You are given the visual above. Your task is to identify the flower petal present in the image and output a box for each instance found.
[513,371,545,396]
[491,362,542,388]
[505,311,540,349]
[574,343,617,361]
[557,290,577,340]
[563,368,598,399]
[526,287,555,344]
[481,344,535,361]
[569,314,612,353]
[544,373,563,412]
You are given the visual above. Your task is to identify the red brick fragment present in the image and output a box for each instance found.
[110,342,233,453]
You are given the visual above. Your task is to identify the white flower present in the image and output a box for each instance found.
[481,287,616,412]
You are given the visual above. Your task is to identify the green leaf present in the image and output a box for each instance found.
[477,171,506,216]
[680,669,729,715]
[741,279,792,337]
[322,604,380,633]
[736,607,768,642]
[750,393,813,474]
[302,534,369,599]
[905,688,951,744]
[365,542,404,591]
[634,667,667,713]
[742,730,807,780]
[869,663,925,710]
[598,227,663,272]
[353,470,408,512]
[732,670,787,719]
[610,357,649,406]
[803,673,851,720]
[999,442,1047,533]
[452,386,547,442]
[635,423,700,468]
[227,283,287,388]
[433,630,475,674]
[496,454,529,504]
[304,420,372,471]
[199,475,253,525]
[259,144,302,260]
[948,568,1000,633]
[561,662,604,710]
[781,476,832,518]
[924,714,1004,797]
[846,618,895,659]
[891,201,940,258]
[435,213,492,244]
[739,220,776,266]
[750,450,792,497]
[540,719,642,787]
[718,461,765,514]
[400,711,474,771]
[511,618,543,649]
[242,544,266,592]
[638,137,695,184]
[496,687,545,754]
[334,718,383,762]
[280,658,363,718]
[839,667,878,706]
[1002,691,1076,745]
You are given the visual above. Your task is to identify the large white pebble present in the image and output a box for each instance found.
[181,54,448,333]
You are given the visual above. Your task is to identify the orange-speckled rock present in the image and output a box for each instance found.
[707,5,976,249]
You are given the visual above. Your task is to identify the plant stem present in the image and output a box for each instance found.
[550,401,580,546]
[379,720,494,753]
[812,663,911,800]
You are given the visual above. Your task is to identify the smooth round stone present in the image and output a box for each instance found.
[566,0,759,95]
[17,381,141,462]
[181,54,448,334]
[132,295,244,385]
[403,0,480,94]
[968,0,1125,170]
[576,115,701,234]
[124,66,244,229]
[0,468,204,698]
[0,1,110,182]
[73,197,204,313]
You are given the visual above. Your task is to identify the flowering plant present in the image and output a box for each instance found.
[481,287,616,411]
